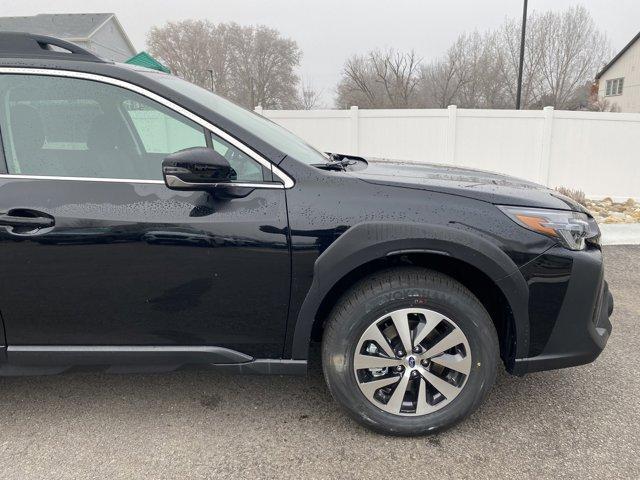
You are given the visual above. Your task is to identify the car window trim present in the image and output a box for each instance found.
[0,173,287,188]
[0,67,295,189]
[0,121,7,174]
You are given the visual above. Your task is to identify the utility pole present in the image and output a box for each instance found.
[515,0,528,109]
[207,69,214,92]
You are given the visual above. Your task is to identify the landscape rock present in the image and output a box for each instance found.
[586,198,640,224]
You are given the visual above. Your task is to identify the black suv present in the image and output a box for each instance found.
[0,33,613,435]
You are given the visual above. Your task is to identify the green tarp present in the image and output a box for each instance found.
[125,51,170,73]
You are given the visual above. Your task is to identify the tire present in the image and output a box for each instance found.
[321,266,499,436]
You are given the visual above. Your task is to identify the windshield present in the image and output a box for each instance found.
[141,71,328,166]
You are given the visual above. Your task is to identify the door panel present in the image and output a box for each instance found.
[0,177,290,358]
[0,71,291,358]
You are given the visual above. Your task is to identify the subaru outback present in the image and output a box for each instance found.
[0,33,613,435]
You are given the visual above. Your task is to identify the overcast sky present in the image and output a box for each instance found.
[3,0,638,104]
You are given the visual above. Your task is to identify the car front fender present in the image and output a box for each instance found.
[288,221,532,364]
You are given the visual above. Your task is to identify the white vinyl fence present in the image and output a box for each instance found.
[256,106,640,201]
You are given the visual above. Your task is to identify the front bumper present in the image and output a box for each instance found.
[511,246,613,375]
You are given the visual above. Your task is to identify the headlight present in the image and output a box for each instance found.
[498,206,600,250]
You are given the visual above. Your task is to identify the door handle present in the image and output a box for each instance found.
[0,210,55,228]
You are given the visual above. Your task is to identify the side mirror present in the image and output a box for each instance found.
[162,147,236,191]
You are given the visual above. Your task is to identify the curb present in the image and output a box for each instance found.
[599,223,640,246]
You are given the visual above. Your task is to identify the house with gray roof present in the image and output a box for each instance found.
[595,31,640,112]
[0,13,136,62]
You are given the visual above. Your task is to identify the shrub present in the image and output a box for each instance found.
[555,186,586,206]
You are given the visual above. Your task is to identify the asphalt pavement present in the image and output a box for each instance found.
[0,245,638,479]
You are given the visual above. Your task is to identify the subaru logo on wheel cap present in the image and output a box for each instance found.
[408,356,416,368]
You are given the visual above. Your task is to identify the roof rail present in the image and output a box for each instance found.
[0,31,106,63]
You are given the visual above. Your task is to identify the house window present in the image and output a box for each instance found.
[605,78,624,96]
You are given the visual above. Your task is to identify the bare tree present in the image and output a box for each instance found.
[587,97,620,112]
[585,82,620,112]
[147,20,232,95]
[336,5,611,111]
[462,31,513,108]
[497,13,546,108]
[336,49,421,108]
[492,5,610,109]
[298,80,323,109]
[148,21,302,109]
[336,54,383,108]
[226,24,301,109]
[371,50,421,107]
[418,36,472,108]
[537,6,610,108]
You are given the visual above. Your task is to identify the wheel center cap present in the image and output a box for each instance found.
[407,356,416,368]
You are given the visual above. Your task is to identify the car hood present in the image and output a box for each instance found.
[351,159,587,212]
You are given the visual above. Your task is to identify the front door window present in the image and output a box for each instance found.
[0,74,266,183]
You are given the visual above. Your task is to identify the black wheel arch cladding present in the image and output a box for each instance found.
[289,221,530,363]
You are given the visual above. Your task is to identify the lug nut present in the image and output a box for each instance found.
[421,359,430,367]
[410,370,419,378]
[395,365,404,372]
[413,346,422,353]
[396,349,405,357]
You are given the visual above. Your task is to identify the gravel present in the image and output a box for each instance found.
[587,198,640,224]
[0,245,638,479]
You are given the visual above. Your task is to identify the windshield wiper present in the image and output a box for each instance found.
[311,159,356,171]
[311,152,362,171]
